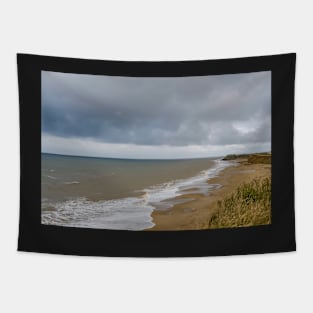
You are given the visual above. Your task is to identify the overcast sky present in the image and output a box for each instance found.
[41,70,271,159]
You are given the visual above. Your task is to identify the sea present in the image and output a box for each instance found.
[41,153,232,230]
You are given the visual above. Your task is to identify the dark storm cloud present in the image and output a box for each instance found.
[42,70,271,147]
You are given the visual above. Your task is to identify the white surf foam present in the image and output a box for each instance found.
[42,196,154,230]
[142,159,233,207]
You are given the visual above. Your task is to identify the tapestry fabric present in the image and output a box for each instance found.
[17,53,296,257]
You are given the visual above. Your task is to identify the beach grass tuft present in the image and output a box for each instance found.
[208,177,271,228]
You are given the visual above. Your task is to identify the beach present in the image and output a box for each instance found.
[148,158,271,231]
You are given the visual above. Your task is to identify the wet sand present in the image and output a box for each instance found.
[148,159,271,231]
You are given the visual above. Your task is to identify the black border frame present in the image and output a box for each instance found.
[17,53,296,257]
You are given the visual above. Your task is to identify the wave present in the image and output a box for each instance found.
[41,160,234,230]
[64,181,80,185]
[45,175,57,180]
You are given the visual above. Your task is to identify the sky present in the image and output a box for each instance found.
[41,70,271,159]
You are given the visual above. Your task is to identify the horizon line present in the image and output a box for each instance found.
[41,152,223,161]
[41,151,271,161]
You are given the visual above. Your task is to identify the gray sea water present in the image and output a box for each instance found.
[41,153,232,230]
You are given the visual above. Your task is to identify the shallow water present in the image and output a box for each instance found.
[41,153,232,230]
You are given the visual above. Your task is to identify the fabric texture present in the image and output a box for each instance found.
[17,53,296,257]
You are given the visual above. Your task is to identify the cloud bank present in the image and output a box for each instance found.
[42,70,271,159]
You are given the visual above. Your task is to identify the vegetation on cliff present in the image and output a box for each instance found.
[208,177,271,228]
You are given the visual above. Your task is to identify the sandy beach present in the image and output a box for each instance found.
[148,158,271,231]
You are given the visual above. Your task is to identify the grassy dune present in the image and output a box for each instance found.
[248,154,271,164]
[223,152,271,164]
[208,177,271,228]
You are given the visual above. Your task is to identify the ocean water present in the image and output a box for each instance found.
[41,153,232,230]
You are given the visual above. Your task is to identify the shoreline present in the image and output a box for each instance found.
[147,158,271,231]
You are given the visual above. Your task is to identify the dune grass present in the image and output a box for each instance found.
[222,152,271,163]
[247,154,271,164]
[208,177,271,228]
